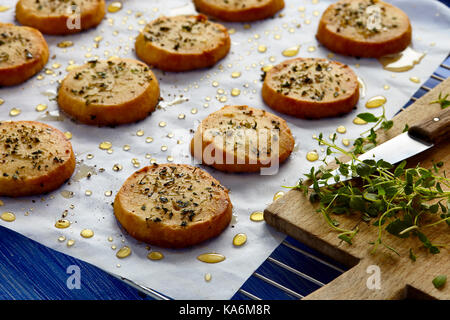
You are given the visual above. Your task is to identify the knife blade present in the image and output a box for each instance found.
[313,107,450,187]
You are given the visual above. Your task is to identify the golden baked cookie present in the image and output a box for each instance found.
[193,0,285,22]
[57,58,160,126]
[135,14,230,72]
[15,0,105,35]
[190,105,295,173]
[262,58,359,119]
[316,0,412,57]
[0,23,49,86]
[0,121,75,197]
[114,164,233,248]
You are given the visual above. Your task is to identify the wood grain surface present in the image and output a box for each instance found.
[264,78,450,300]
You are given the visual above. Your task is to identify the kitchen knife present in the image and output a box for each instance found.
[314,107,450,186]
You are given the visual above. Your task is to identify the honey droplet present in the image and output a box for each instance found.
[212,81,219,87]
[35,104,47,112]
[409,76,420,83]
[57,41,74,48]
[336,126,347,134]
[60,190,74,198]
[66,64,79,71]
[0,212,15,222]
[378,47,425,72]
[342,138,351,146]
[0,200,4,206]
[80,229,94,238]
[147,251,164,260]
[307,46,316,52]
[228,28,236,34]
[0,98,4,105]
[353,117,368,125]
[159,121,167,127]
[261,64,273,72]
[357,77,367,98]
[58,236,66,242]
[383,84,390,90]
[365,95,386,109]
[250,211,264,222]
[64,131,72,140]
[306,151,319,162]
[116,246,132,259]
[231,88,241,97]
[104,190,112,197]
[67,239,75,247]
[178,113,186,119]
[282,45,300,57]
[85,190,92,196]
[0,6,10,12]
[99,141,112,150]
[231,71,241,78]
[108,1,122,13]
[9,108,21,117]
[191,108,198,114]
[257,45,267,53]
[273,191,285,201]
[123,144,131,151]
[233,233,247,246]
[136,129,144,136]
[112,163,123,171]
[146,136,154,143]
[167,155,174,162]
[55,219,71,229]
[197,253,226,264]
[204,273,212,282]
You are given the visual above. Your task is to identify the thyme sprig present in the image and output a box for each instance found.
[430,92,450,110]
[289,109,450,258]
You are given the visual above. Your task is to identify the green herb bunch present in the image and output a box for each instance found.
[289,108,450,258]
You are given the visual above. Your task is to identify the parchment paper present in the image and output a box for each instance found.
[0,0,449,300]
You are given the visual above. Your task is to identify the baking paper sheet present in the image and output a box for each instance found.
[0,0,449,300]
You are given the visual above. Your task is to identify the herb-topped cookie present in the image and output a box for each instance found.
[57,58,160,126]
[316,0,411,57]
[262,58,359,119]
[191,105,295,173]
[135,14,230,72]
[193,0,285,22]
[0,23,49,86]
[114,164,233,248]
[15,0,105,35]
[0,121,75,197]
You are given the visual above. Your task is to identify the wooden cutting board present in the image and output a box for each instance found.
[264,78,450,300]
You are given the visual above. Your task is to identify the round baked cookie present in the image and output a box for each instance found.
[190,105,295,173]
[262,58,359,119]
[57,58,160,126]
[0,23,49,86]
[0,121,75,197]
[15,0,105,35]
[135,14,230,72]
[316,0,412,58]
[193,0,285,22]
[114,164,233,248]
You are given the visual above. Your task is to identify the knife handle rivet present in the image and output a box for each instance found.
[433,117,440,122]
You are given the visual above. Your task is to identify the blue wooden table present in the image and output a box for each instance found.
[1,1,449,300]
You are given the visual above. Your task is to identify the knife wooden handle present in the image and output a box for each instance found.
[408,108,450,145]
